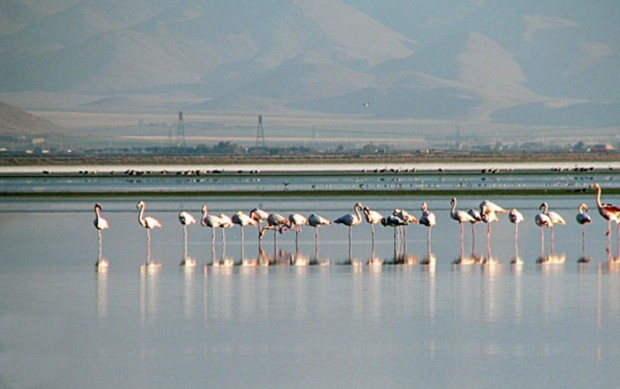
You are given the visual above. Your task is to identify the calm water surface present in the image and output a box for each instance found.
[1,180,620,387]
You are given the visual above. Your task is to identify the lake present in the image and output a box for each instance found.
[1,166,620,388]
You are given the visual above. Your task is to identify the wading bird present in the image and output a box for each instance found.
[232,211,258,258]
[137,200,162,266]
[576,203,592,258]
[93,203,110,267]
[308,213,331,259]
[334,202,364,260]
[540,202,565,254]
[362,205,383,252]
[450,198,476,255]
[508,208,524,263]
[178,211,196,266]
[419,202,436,251]
[591,183,620,243]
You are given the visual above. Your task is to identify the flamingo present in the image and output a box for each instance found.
[419,202,436,251]
[534,205,553,257]
[201,205,223,256]
[591,183,620,241]
[250,207,270,243]
[308,213,331,259]
[467,208,482,254]
[218,213,234,249]
[260,212,290,256]
[576,202,592,258]
[334,202,364,260]
[450,198,476,255]
[381,214,407,261]
[136,200,162,265]
[232,211,258,258]
[479,204,500,257]
[508,208,524,263]
[287,213,308,252]
[392,208,417,253]
[362,205,383,252]
[93,203,110,267]
[540,202,565,254]
[178,211,196,266]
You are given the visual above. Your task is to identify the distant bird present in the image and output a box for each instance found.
[308,213,331,257]
[136,200,162,264]
[591,183,620,239]
[450,198,475,253]
[178,211,196,262]
[93,203,110,264]
[362,205,383,249]
[419,202,436,250]
[334,202,364,259]
[508,208,524,260]
[232,211,258,257]
[576,202,592,256]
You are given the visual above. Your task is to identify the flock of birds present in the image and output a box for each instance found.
[93,183,620,270]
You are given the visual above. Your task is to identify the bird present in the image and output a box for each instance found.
[307,213,331,259]
[576,203,592,257]
[508,208,524,263]
[250,207,270,243]
[540,202,566,254]
[334,202,364,259]
[136,200,162,265]
[178,211,196,265]
[201,205,224,255]
[450,198,476,255]
[362,205,383,251]
[591,183,620,240]
[218,213,234,249]
[232,211,258,258]
[381,214,408,261]
[479,200,506,253]
[419,202,436,251]
[260,212,290,256]
[534,204,553,257]
[467,208,482,254]
[93,203,110,267]
[286,213,308,252]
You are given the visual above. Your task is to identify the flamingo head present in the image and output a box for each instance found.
[136,201,145,210]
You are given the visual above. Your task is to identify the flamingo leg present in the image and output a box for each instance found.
[348,226,353,260]
[540,227,545,258]
[459,223,465,257]
[146,229,152,265]
[314,228,319,260]
[183,225,189,258]
[550,227,555,256]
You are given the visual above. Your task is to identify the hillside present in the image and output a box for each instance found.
[0,101,65,136]
[0,0,618,128]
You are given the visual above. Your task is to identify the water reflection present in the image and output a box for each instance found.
[140,270,159,323]
[96,271,108,318]
[183,268,195,320]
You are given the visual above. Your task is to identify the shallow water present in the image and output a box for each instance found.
[2,180,620,387]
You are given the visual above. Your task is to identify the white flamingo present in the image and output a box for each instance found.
[93,203,110,267]
[467,208,482,254]
[218,213,234,249]
[178,211,196,265]
[450,198,475,255]
[136,200,162,265]
[260,212,290,256]
[287,213,308,252]
[419,202,436,251]
[334,202,364,259]
[534,205,553,257]
[540,202,565,254]
[381,214,408,261]
[392,209,417,253]
[508,208,524,263]
[576,202,592,258]
[232,211,258,258]
[308,213,331,258]
[201,205,223,254]
[250,207,270,243]
[362,205,383,250]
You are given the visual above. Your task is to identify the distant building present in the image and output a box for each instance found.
[591,144,615,152]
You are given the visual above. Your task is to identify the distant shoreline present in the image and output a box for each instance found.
[0,151,618,175]
[1,151,618,167]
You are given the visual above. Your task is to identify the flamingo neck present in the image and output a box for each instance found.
[595,186,603,209]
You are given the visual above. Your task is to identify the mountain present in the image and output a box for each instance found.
[0,0,618,127]
[0,100,65,136]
